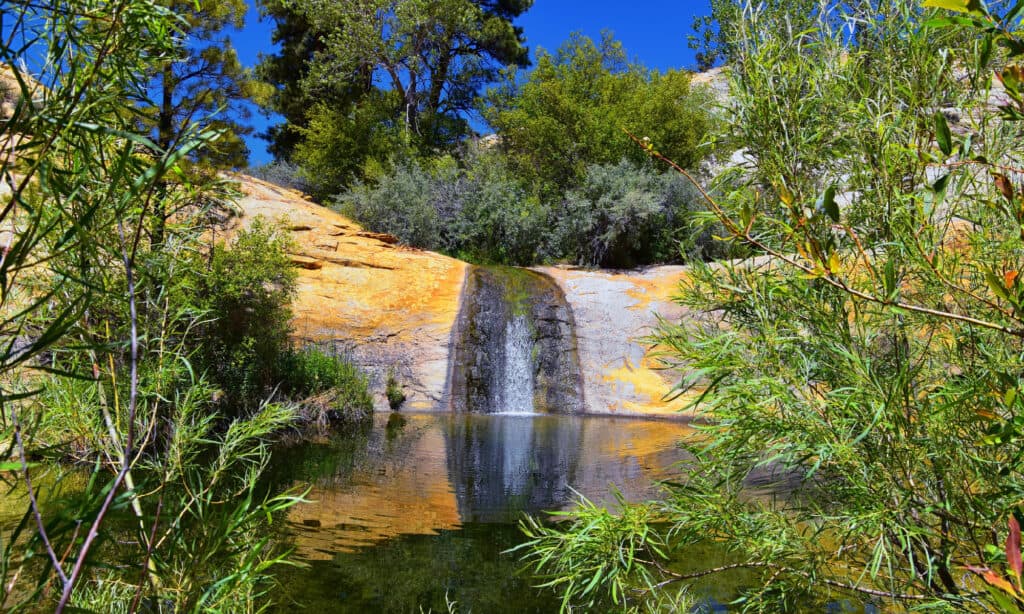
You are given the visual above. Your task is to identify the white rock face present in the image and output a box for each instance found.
[536,265,695,418]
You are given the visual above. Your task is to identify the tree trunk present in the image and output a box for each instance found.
[153,62,174,250]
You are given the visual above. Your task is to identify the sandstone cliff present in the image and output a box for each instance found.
[538,266,696,418]
[232,176,468,411]
[232,175,693,419]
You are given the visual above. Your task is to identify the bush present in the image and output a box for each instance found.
[556,160,721,268]
[199,218,297,414]
[280,346,374,422]
[336,153,722,268]
[335,160,450,251]
[247,160,311,192]
[385,370,406,410]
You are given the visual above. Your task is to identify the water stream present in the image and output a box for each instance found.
[448,266,584,415]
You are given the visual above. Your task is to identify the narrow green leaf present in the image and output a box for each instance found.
[818,185,839,223]
[934,111,953,156]
[1008,0,1024,26]
[987,270,1013,302]
[922,0,985,13]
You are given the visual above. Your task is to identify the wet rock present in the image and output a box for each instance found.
[449,267,584,414]
[538,265,696,418]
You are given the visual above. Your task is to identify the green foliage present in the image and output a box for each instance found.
[483,32,716,198]
[514,492,686,613]
[256,0,532,191]
[557,160,724,267]
[335,160,450,252]
[386,371,406,410]
[144,0,253,170]
[336,152,720,267]
[524,0,1024,611]
[248,160,310,192]
[335,151,550,264]
[279,347,374,422]
[199,218,297,415]
[253,0,351,161]
[688,0,820,70]
[0,2,305,610]
[293,96,411,199]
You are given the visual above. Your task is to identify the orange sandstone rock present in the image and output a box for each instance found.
[230,175,468,411]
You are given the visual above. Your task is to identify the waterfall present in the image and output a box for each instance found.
[501,314,535,414]
[448,266,584,414]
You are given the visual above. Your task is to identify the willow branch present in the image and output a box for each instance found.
[624,131,1024,338]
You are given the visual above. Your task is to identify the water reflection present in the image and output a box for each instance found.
[445,414,581,522]
[270,413,693,557]
[267,412,693,613]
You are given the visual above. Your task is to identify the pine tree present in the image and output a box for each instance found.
[255,0,533,174]
[141,0,251,246]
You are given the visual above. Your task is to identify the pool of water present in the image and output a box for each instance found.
[262,412,698,613]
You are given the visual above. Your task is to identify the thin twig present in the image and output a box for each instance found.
[56,216,143,612]
[624,131,1024,338]
[8,408,66,584]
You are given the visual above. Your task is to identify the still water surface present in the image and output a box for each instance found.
[264,412,701,613]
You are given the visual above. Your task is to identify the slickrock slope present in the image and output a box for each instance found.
[230,176,695,418]
[231,176,468,411]
[537,265,696,418]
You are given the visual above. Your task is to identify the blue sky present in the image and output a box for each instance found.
[230,1,712,166]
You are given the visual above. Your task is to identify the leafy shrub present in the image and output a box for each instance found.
[336,153,721,268]
[336,152,550,265]
[247,160,311,192]
[280,346,374,421]
[199,218,297,415]
[335,161,449,251]
[556,160,721,267]
[385,370,406,410]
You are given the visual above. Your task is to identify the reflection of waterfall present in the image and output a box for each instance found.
[449,266,584,414]
[444,414,583,523]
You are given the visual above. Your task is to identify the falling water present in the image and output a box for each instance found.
[448,266,583,414]
[500,314,535,414]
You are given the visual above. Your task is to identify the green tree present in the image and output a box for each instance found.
[295,0,531,148]
[483,32,715,198]
[258,0,532,196]
[147,0,251,168]
[142,0,252,247]
[253,0,368,161]
[521,1,1024,611]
